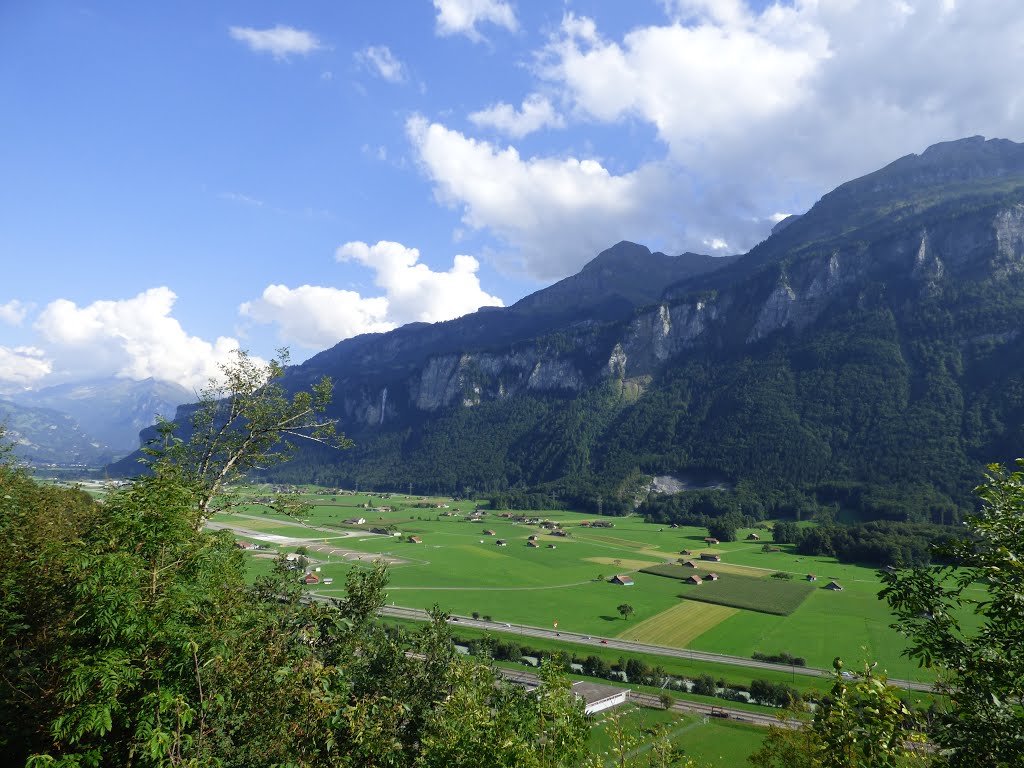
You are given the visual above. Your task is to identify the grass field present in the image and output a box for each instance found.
[587,705,766,766]
[616,601,738,646]
[676,573,815,616]
[221,484,940,681]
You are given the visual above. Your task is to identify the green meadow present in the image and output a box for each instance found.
[586,704,766,765]
[222,485,938,682]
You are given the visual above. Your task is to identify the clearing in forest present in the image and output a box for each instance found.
[616,601,738,647]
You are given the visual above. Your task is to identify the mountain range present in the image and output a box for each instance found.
[115,136,1024,522]
[2,378,191,466]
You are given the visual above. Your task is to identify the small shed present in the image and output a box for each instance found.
[612,574,634,586]
[680,549,694,556]
[570,681,630,715]
[686,575,703,585]
[704,573,719,581]
[408,535,423,544]
[547,544,557,549]
[825,581,843,591]
[700,553,722,562]
[344,517,366,525]
[682,560,699,568]
[528,534,539,541]
[496,539,507,546]
[746,532,760,541]
[527,540,539,548]
[806,574,817,582]
[483,529,497,536]
[704,537,720,545]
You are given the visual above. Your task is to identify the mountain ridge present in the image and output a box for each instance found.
[113,137,1024,524]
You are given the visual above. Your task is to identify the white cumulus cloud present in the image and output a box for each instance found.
[229,25,323,60]
[407,116,689,279]
[410,1,1024,279]
[469,94,565,138]
[535,2,1024,256]
[433,0,517,40]
[0,346,51,389]
[240,286,393,350]
[240,241,504,350]
[34,288,244,389]
[355,45,407,83]
[0,300,31,326]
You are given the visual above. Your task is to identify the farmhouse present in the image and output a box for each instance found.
[686,575,703,585]
[704,573,719,581]
[700,553,722,562]
[303,573,320,585]
[570,681,629,715]
[344,517,366,525]
[408,536,422,544]
[611,575,634,586]
[825,581,844,591]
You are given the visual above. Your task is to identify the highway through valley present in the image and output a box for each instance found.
[376,605,934,694]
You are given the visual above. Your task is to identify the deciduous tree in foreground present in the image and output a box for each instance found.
[0,352,591,767]
[880,461,1024,767]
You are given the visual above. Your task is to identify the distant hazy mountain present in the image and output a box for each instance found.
[13,377,191,454]
[0,400,116,466]
[115,137,1024,524]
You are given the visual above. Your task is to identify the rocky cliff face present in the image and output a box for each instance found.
[319,186,1024,427]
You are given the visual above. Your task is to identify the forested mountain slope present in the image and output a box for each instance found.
[118,137,1024,522]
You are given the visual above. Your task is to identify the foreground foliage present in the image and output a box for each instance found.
[880,461,1024,767]
[751,461,1024,767]
[0,355,591,766]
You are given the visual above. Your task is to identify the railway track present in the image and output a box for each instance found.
[496,667,796,729]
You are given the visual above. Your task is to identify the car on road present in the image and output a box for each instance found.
[582,636,590,640]
[600,640,609,644]
[504,623,512,628]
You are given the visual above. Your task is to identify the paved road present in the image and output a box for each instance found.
[376,605,934,693]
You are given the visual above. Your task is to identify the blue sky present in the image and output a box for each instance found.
[1,0,1022,392]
